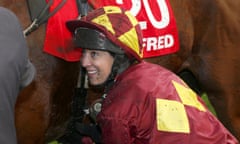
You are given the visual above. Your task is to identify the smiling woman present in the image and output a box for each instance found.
[86,0,240,140]
[81,49,115,86]
[58,5,239,143]
[1,0,240,143]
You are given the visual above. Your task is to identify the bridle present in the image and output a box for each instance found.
[24,0,91,36]
[23,0,66,36]
[24,0,97,140]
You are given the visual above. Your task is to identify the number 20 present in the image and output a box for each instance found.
[116,0,170,29]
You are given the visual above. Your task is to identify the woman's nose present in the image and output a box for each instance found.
[81,54,91,67]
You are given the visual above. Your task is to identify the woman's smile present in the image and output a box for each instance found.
[81,49,114,86]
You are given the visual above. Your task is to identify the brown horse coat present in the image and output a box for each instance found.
[166,0,240,139]
[0,0,239,143]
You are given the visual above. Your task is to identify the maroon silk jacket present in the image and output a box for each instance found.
[97,61,239,144]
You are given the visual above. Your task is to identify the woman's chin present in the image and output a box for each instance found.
[89,80,105,87]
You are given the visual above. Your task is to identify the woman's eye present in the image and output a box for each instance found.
[91,51,99,58]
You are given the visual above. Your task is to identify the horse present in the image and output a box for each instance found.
[160,0,240,139]
[1,0,239,143]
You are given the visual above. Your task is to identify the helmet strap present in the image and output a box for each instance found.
[103,53,135,93]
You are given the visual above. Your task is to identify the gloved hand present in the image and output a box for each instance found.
[47,132,85,144]
[75,123,101,143]
[47,132,94,144]
[47,123,101,144]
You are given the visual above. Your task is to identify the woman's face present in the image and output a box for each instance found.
[81,49,114,86]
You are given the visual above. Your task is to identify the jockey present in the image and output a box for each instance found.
[63,6,239,144]
[0,7,36,144]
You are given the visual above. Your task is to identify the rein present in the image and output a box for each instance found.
[76,0,90,17]
[24,0,66,36]
[25,0,96,142]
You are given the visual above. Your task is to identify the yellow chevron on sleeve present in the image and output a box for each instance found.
[172,80,206,112]
[156,99,190,133]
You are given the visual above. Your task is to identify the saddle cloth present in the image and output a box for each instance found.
[43,0,179,61]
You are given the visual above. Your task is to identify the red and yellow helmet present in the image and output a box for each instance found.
[66,6,143,61]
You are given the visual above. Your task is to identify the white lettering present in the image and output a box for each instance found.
[144,37,157,51]
[115,0,170,30]
[143,34,174,51]
[143,0,170,29]
[164,34,174,48]
[158,36,165,49]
